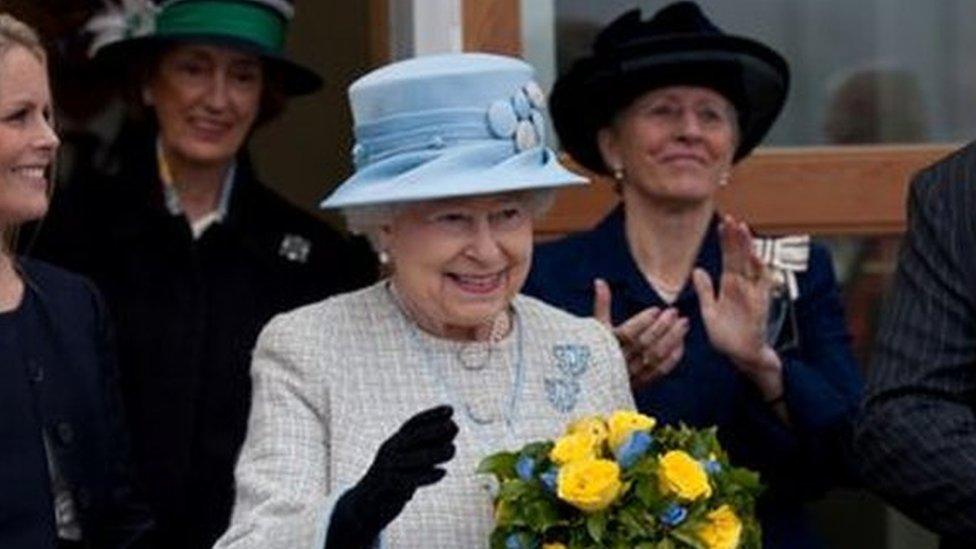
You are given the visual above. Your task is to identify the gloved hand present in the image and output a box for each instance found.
[325,404,458,548]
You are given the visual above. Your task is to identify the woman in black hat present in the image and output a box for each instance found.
[28,1,376,547]
[525,3,862,547]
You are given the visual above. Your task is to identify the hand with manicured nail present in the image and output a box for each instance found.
[326,405,459,548]
[691,215,783,400]
[593,278,689,389]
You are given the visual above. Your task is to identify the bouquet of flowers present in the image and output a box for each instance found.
[477,411,762,549]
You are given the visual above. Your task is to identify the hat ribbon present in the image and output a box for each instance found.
[155,0,287,52]
[752,234,810,300]
[351,80,548,170]
[353,110,496,169]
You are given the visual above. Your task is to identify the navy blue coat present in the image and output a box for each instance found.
[3,259,153,548]
[525,207,863,548]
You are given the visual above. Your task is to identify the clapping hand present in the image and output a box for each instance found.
[326,405,458,548]
[594,279,689,390]
[691,215,783,398]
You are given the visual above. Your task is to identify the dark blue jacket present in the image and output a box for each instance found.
[525,207,863,549]
[3,259,153,548]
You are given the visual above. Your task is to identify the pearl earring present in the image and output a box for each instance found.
[378,250,390,265]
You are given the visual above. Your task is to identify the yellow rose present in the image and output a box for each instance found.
[542,544,567,549]
[607,410,656,450]
[658,450,712,501]
[556,458,622,512]
[567,416,609,449]
[696,505,743,549]
[549,432,598,465]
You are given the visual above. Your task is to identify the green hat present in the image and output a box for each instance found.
[87,0,322,95]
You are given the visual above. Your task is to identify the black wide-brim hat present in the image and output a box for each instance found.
[90,0,322,96]
[550,1,790,174]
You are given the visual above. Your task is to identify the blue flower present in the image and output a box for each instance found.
[702,458,722,475]
[505,532,539,549]
[659,503,688,527]
[516,455,536,482]
[615,431,653,468]
[540,467,558,493]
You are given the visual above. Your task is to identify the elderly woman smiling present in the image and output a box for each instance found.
[525,3,863,548]
[215,53,635,548]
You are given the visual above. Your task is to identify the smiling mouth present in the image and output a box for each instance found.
[11,165,49,184]
[446,271,506,294]
[662,154,707,165]
[189,118,234,136]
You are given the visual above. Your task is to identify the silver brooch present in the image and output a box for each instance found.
[279,234,311,263]
[553,344,591,378]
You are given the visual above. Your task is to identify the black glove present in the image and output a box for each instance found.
[325,404,458,548]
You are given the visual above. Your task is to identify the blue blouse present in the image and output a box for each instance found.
[524,206,863,549]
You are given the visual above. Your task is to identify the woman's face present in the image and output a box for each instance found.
[382,193,534,338]
[598,85,737,205]
[0,46,58,227]
[146,44,263,168]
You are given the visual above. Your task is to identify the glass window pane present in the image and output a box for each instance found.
[537,0,976,146]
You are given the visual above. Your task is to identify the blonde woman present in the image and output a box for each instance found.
[0,13,152,548]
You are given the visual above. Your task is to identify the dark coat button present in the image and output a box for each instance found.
[27,359,43,383]
[76,488,92,509]
[57,422,74,445]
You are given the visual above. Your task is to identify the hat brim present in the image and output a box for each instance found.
[320,143,587,209]
[94,34,323,96]
[551,33,789,174]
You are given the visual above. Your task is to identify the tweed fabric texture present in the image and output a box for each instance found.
[216,281,634,548]
[856,141,976,544]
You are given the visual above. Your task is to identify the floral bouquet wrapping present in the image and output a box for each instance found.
[477,411,762,549]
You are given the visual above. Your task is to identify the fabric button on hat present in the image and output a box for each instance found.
[320,53,587,209]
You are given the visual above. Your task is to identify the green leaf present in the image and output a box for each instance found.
[586,511,608,543]
[671,529,707,549]
[655,539,676,549]
[617,505,653,537]
[498,479,537,500]
[478,452,519,479]
[524,496,562,531]
[522,441,555,460]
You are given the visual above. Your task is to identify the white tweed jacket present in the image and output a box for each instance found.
[214,281,634,548]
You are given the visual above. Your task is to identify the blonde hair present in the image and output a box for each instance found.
[0,14,44,63]
[0,13,47,256]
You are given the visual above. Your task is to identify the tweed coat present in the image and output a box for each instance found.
[27,129,377,549]
[215,281,635,548]
[524,207,864,549]
[856,142,976,548]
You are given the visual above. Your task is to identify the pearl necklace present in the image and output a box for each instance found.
[386,283,525,443]
[456,310,510,370]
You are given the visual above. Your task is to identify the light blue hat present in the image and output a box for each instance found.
[319,53,587,208]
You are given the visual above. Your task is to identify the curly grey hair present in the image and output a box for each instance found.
[342,189,557,254]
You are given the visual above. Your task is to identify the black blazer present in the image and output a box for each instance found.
[856,142,976,548]
[13,258,153,548]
